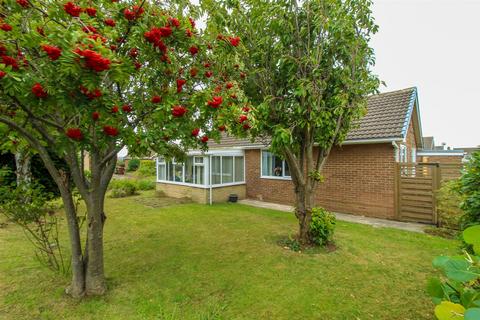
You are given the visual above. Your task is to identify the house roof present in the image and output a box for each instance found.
[208,87,423,149]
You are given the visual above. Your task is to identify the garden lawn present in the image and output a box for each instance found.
[0,191,458,320]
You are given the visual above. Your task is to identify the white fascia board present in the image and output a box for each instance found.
[417,151,465,156]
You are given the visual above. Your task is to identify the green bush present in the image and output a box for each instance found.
[126,158,140,172]
[436,180,463,230]
[109,179,137,198]
[137,160,156,178]
[427,225,480,320]
[136,179,155,191]
[458,151,480,229]
[310,207,336,246]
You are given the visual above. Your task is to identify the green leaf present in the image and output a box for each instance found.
[444,258,480,282]
[435,301,465,320]
[465,308,480,320]
[427,278,445,300]
[463,226,480,245]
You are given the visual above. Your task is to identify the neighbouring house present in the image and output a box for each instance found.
[156,87,440,222]
[417,136,465,164]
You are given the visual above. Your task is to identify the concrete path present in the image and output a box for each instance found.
[238,199,427,233]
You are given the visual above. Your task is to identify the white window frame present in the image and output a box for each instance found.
[260,150,292,180]
[411,147,417,163]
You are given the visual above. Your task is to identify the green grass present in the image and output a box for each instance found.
[0,191,458,319]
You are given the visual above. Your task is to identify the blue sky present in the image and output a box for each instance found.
[371,0,479,148]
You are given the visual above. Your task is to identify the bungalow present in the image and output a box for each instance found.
[156,87,427,221]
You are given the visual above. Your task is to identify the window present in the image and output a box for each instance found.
[234,156,244,182]
[157,156,206,185]
[399,145,408,163]
[222,156,234,183]
[211,155,244,185]
[261,151,291,178]
[411,147,417,163]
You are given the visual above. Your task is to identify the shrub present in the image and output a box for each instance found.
[310,207,336,246]
[137,179,155,191]
[458,151,480,229]
[436,180,463,230]
[126,158,140,172]
[137,160,156,178]
[0,181,68,274]
[427,225,480,320]
[109,179,137,198]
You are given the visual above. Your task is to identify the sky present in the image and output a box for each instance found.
[370,0,480,148]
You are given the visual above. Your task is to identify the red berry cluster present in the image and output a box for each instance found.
[74,49,111,72]
[66,128,83,140]
[171,105,187,117]
[207,96,223,108]
[32,83,47,98]
[41,45,62,61]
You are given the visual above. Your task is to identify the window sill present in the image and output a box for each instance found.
[260,176,292,181]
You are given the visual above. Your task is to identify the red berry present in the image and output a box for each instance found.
[191,128,200,136]
[111,105,119,113]
[16,0,29,8]
[0,71,6,78]
[239,114,248,123]
[103,125,119,136]
[201,136,209,143]
[122,105,132,113]
[0,24,12,32]
[41,44,62,61]
[207,96,223,108]
[66,128,83,141]
[32,83,47,98]
[151,95,162,103]
[218,125,226,132]
[171,105,187,117]
[85,7,97,17]
[92,111,100,121]
[189,46,199,56]
[176,79,186,93]
[205,71,213,78]
[228,36,241,47]
[104,19,116,27]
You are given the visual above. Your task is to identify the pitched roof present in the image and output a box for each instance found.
[346,87,417,141]
[208,87,421,149]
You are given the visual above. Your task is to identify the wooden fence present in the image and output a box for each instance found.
[395,162,463,224]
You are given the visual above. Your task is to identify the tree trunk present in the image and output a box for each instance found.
[295,183,316,246]
[84,192,107,296]
[62,190,85,298]
[56,171,85,298]
[15,150,32,186]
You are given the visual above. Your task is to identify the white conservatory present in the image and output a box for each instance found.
[156,149,246,204]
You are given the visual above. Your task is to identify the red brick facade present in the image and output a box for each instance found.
[245,143,398,219]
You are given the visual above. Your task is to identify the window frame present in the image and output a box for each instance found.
[260,150,292,180]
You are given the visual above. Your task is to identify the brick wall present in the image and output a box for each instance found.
[245,143,397,219]
[405,113,417,161]
[419,155,464,164]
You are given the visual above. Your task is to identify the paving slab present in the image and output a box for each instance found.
[238,199,427,233]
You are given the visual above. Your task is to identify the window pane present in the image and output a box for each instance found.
[184,157,194,183]
[222,156,233,183]
[212,156,221,184]
[167,162,174,181]
[273,156,283,176]
[174,163,183,182]
[158,156,165,163]
[158,164,166,180]
[194,166,204,185]
[262,151,273,176]
[234,156,244,182]
[194,157,204,164]
[284,161,290,177]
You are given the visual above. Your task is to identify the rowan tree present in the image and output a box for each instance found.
[0,0,244,297]
[205,0,380,245]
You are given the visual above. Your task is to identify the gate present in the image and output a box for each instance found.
[395,162,463,224]
[395,163,440,224]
